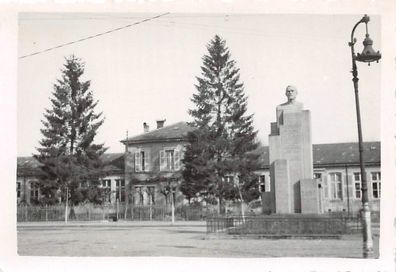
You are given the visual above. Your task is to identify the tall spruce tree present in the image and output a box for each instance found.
[181,35,260,214]
[34,55,107,205]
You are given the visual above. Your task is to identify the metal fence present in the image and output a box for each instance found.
[17,205,65,222]
[206,215,362,235]
[16,204,217,222]
[17,204,122,222]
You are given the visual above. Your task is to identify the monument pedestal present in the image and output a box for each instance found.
[263,87,319,214]
[300,179,320,214]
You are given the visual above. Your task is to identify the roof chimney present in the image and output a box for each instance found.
[156,119,166,129]
[143,122,149,133]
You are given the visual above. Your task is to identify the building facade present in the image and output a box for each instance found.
[121,121,193,206]
[16,153,125,205]
[17,121,381,215]
[255,142,381,214]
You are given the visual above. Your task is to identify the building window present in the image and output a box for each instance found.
[141,151,145,171]
[353,172,361,199]
[160,149,181,171]
[259,175,265,192]
[225,175,235,184]
[30,182,39,201]
[135,150,150,172]
[371,172,381,199]
[101,179,111,203]
[166,150,175,170]
[371,171,381,181]
[314,173,322,180]
[329,173,342,199]
[258,175,270,192]
[17,181,21,198]
[102,179,111,188]
[315,172,328,198]
[135,186,145,205]
[147,186,155,205]
[115,179,126,202]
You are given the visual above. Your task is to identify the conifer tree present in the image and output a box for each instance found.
[181,35,260,214]
[34,55,107,205]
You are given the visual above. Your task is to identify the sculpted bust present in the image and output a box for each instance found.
[276,85,303,124]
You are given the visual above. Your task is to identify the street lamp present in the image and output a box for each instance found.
[348,14,381,258]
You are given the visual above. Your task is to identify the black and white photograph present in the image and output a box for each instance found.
[1,2,396,272]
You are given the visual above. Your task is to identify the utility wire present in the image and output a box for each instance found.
[19,12,170,59]
[147,20,346,43]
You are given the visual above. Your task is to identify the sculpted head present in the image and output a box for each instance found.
[285,85,298,103]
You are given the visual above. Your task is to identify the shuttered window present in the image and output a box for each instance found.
[160,147,182,171]
[174,150,180,170]
[166,150,175,170]
[135,151,141,172]
[160,150,166,171]
[135,149,150,172]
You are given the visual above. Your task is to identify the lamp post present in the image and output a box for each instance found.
[348,14,381,258]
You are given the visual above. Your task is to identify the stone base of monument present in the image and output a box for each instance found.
[261,192,275,214]
[300,179,320,214]
[271,160,292,213]
[261,178,321,214]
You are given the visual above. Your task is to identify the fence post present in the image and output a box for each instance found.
[45,205,48,222]
[116,199,119,220]
[25,205,28,222]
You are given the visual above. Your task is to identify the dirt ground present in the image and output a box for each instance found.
[17,221,380,258]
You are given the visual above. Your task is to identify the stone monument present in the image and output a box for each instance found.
[262,85,319,214]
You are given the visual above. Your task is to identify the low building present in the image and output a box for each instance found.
[255,142,381,215]
[17,153,125,205]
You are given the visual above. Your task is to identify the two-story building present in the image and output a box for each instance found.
[121,121,193,206]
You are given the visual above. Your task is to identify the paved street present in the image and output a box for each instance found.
[17,221,380,258]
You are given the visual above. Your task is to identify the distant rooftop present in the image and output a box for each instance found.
[121,121,194,145]
[254,141,380,169]
[17,153,124,177]
[312,141,380,167]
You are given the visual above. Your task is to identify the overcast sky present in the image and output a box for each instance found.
[17,13,381,156]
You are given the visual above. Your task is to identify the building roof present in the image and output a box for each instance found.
[312,141,380,167]
[254,141,380,169]
[17,156,41,169]
[17,153,125,177]
[17,156,43,176]
[121,121,194,145]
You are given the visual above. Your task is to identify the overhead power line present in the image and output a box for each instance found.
[19,12,170,60]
